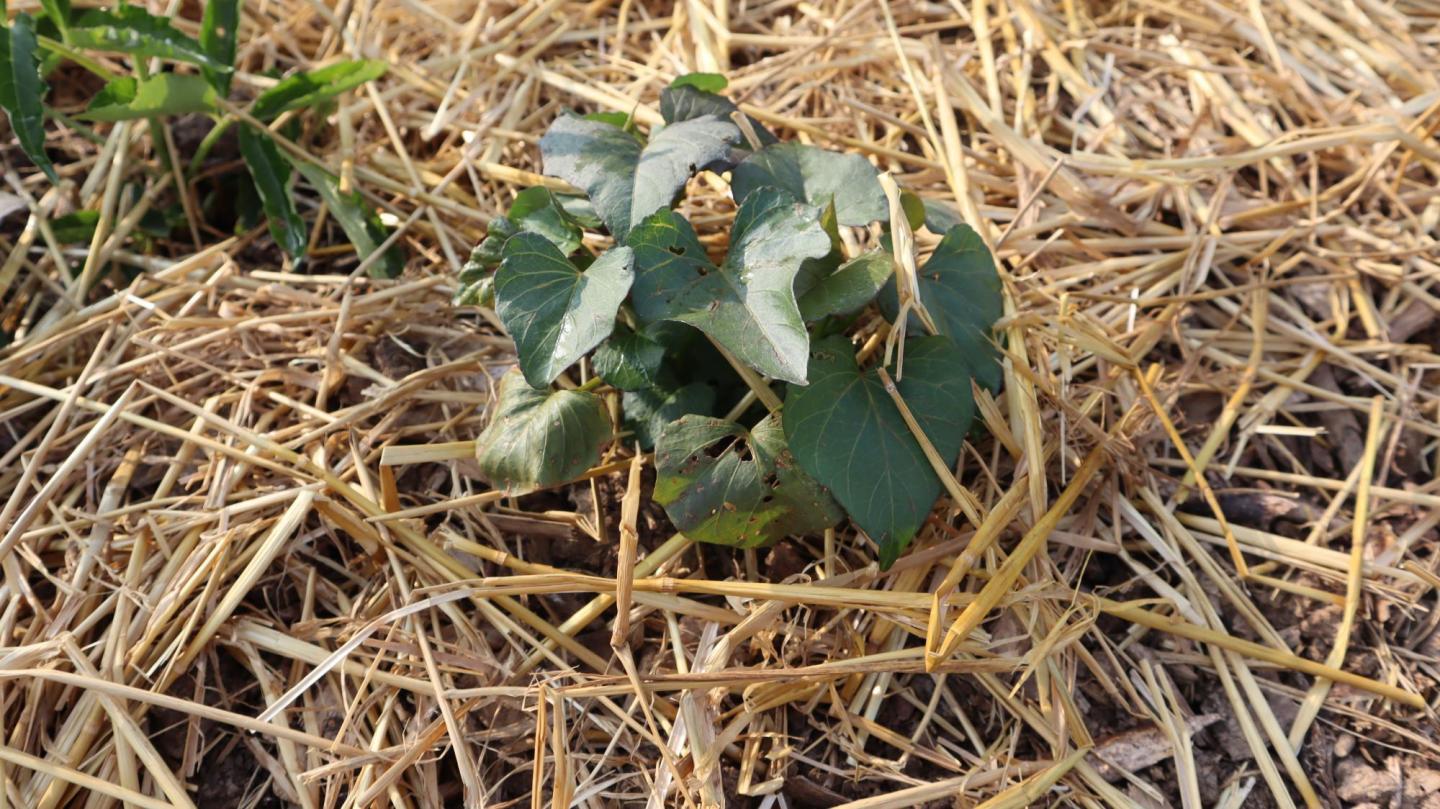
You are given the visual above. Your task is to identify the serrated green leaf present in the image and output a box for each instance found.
[494,233,634,388]
[731,143,886,227]
[626,188,831,384]
[592,326,664,391]
[622,381,715,450]
[798,250,893,321]
[783,335,975,568]
[47,209,98,243]
[200,0,239,94]
[0,15,58,183]
[251,59,387,121]
[670,72,727,92]
[237,127,306,260]
[294,162,404,278]
[879,223,1004,391]
[81,73,216,121]
[655,412,842,547]
[540,113,740,240]
[475,368,610,493]
[69,7,230,70]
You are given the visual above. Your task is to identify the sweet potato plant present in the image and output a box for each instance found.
[459,73,1002,567]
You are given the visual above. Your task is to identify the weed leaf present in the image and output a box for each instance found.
[0,15,57,183]
[81,73,217,120]
[237,127,307,260]
[294,162,404,278]
[199,0,239,93]
[70,7,229,70]
[251,59,387,121]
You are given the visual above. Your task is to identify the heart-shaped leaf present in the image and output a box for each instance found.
[730,143,886,227]
[294,163,404,278]
[81,73,217,121]
[475,368,610,493]
[0,15,58,183]
[455,187,587,305]
[622,381,715,450]
[659,84,778,147]
[495,233,634,388]
[592,326,665,391]
[69,7,230,71]
[783,335,975,567]
[540,113,740,240]
[798,250,893,321]
[880,223,1004,391]
[655,413,842,547]
[626,188,831,384]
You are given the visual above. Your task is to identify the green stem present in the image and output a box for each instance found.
[36,36,118,82]
[187,115,234,175]
[576,376,606,393]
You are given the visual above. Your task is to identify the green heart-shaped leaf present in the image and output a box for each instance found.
[879,223,1004,391]
[0,15,58,183]
[730,143,886,227]
[540,113,740,240]
[658,84,778,146]
[475,368,610,493]
[798,250,893,321]
[69,7,231,70]
[455,188,587,305]
[494,233,634,388]
[622,381,715,450]
[626,188,831,384]
[783,335,975,567]
[655,412,842,547]
[592,326,665,391]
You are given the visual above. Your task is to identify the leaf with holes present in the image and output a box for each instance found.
[625,188,831,384]
[69,7,230,70]
[655,413,842,547]
[494,233,634,388]
[540,113,740,240]
[879,223,1004,391]
[783,335,975,568]
[592,326,665,391]
[475,368,610,493]
[730,143,886,227]
[0,15,57,183]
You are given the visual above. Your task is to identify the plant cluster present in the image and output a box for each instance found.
[0,0,400,277]
[460,74,1003,567]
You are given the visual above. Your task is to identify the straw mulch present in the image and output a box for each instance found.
[2,0,1438,806]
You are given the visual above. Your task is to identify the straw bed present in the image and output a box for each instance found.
[2,0,1438,806]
